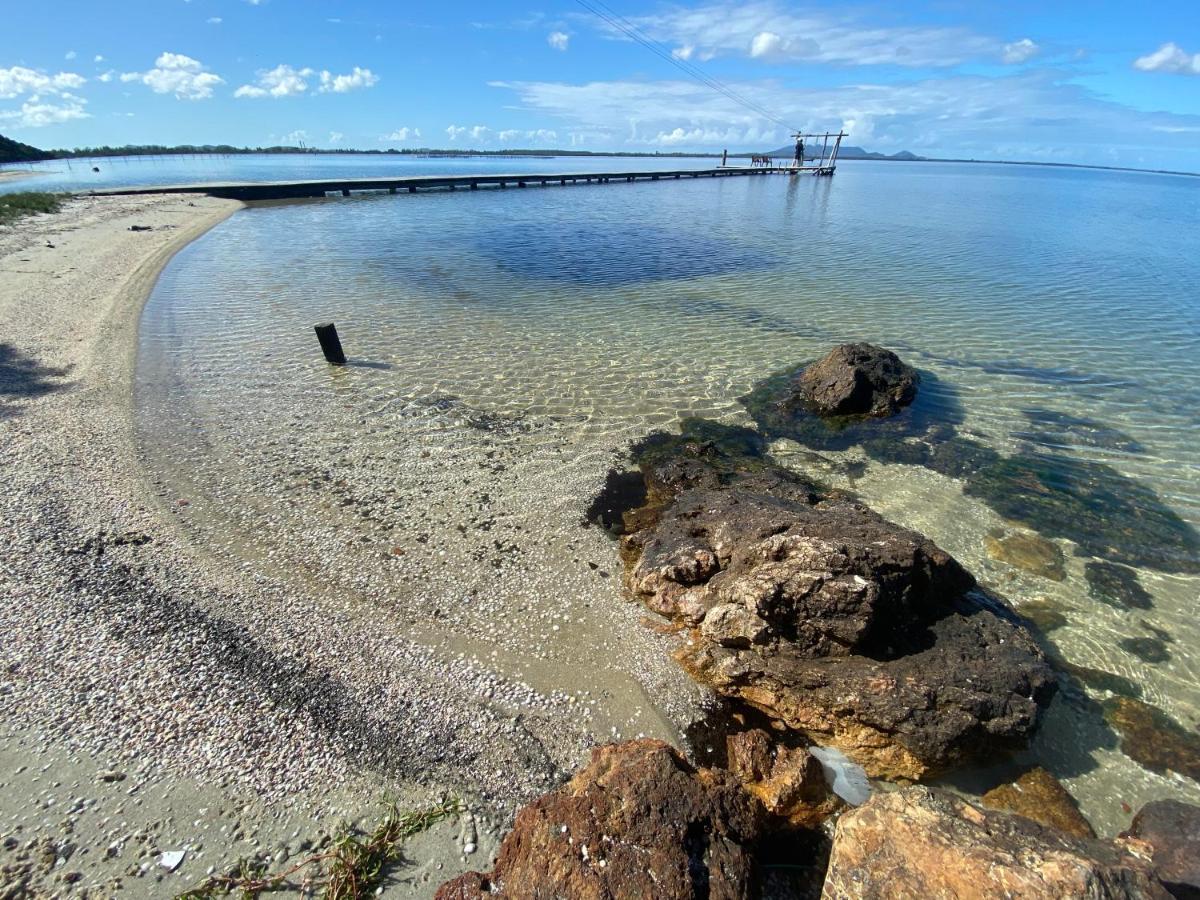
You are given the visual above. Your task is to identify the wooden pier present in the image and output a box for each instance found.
[88,164,835,202]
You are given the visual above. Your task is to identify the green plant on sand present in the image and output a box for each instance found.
[176,796,462,900]
[0,191,65,226]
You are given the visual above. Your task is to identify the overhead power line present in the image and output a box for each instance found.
[573,0,796,133]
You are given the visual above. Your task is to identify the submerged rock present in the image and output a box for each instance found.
[794,343,919,419]
[981,767,1096,839]
[1015,407,1146,455]
[822,787,1168,899]
[620,436,1055,780]
[985,530,1066,581]
[1086,561,1155,610]
[1123,799,1200,899]
[1103,697,1200,784]
[1019,597,1070,633]
[1120,636,1172,664]
[436,739,766,899]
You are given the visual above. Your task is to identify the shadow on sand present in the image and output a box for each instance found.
[0,342,71,419]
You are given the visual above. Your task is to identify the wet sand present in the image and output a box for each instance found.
[0,195,698,896]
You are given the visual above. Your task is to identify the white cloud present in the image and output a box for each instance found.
[122,52,223,100]
[207,17,222,24]
[281,129,307,144]
[0,66,86,99]
[1002,38,1040,64]
[235,64,314,98]
[0,95,89,127]
[607,2,1015,67]
[65,50,77,60]
[490,70,1200,167]
[548,31,570,51]
[446,124,490,142]
[1134,42,1200,75]
[97,70,114,83]
[328,131,343,143]
[94,54,104,63]
[383,126,422,141]
[236,64,378,98]
[317,67,378,93]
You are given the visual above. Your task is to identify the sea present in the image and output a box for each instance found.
[11,152,1199,833]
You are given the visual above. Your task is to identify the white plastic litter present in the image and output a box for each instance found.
[809,746,872,806]
[158,850,186,872]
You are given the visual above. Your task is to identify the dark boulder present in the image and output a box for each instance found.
[795,343,919,419]
[436,739,766,899]
[620,443,1055,780]
[1123,799,1200,899]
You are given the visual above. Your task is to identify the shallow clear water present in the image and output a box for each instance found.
[0,151,718,194]
[137,159,1200,833]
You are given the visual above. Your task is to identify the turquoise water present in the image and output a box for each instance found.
[136,159,1200,832]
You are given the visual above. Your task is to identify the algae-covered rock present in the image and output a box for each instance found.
[1120,636,1171,664]
[1086,561,1155,610]
[981,767,1096,839]
[1103,697,1200,783]
[985,530,1067,581]
[1019,597,1070,633]
[964,453,1200,574]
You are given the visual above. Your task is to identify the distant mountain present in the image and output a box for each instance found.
[762,143,923,162]
[0,133,49,164]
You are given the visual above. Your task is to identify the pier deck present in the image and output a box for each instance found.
[88,165,834,202]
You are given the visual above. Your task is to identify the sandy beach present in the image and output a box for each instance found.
[0,194,699,897]
[0,170,40,184]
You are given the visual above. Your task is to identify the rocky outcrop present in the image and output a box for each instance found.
[981,768,1095,839]
[1123,800,1200,899]
[620,439,1055,780]
[436,739,766,900]
[726,729,842,827]
[822,787,1169,899]
[795,343,919,419]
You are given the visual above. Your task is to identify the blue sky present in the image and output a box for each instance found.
[2,0,1199,170]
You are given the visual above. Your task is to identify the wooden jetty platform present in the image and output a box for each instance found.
[88,164,835,202]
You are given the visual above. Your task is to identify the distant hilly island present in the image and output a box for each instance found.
[764,143,922,161]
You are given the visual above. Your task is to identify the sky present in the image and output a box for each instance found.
[2,0,1199,171]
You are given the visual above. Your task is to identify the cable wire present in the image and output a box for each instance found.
[573,0,797,133]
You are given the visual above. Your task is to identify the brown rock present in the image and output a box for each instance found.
[436,739,765,900]
[986,530,1067,581]
[822,786,1169,899]
[981,767,1096,839]
[623,475,1055,780]
[1122,799,1200,899]
[726,729,842,827]
[795,343,919,419]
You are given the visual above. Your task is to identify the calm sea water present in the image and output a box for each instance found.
[0,152,718,194]
[135,157,1200,832]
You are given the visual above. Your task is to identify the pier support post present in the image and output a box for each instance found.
[388,187,396,194]
[314,322,347,366]
[408,186,417,193]
[341,189,351,197]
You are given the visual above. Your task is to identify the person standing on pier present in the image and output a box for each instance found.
[794,137,805,168]
[721,148,728,167]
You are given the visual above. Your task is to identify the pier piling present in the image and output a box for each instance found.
[314,322,347,366]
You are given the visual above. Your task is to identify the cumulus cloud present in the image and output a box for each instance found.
[1134,42,1200,75]
[1002,38,1040,64]
[383,126,422,141]
[317,66,378,93]
[604,2,1016,67]
[446,124,490,142]
[94,54,104,63]
[328,131,343,143]
[0,66,86,99]
[548,31,570,51]
[121,52,222,100]
[235,64,314,98]
[236,64,378,98]
[0,95,89,128]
